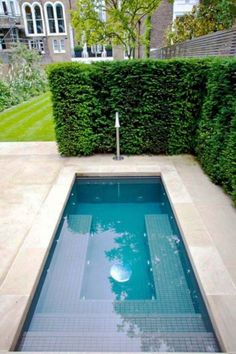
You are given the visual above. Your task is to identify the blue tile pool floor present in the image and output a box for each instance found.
[17,177,220,352]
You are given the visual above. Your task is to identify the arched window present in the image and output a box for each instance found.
[34,5,43,33]
[44,2,66,35]
[46,4,56,33]
[25,5,34,34]
[22,3,45,36]
[56,3,65,33]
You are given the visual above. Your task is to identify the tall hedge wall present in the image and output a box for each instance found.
[196,58,236,202]
[48,58,236,203]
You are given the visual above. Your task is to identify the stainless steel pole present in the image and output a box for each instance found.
[116,127,120,160]
[113,112,123,160]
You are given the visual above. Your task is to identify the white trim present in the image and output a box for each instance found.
[32,2,45,35]
[22,2,45,37]
[44,1,67,36]
[52,38,66,53]
[54,1,67,34]
[44,1,56,35]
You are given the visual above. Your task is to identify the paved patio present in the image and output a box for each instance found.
[0,142,236,353]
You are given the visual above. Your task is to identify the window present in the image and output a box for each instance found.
[56,4,65,33]
[29,39,44,53]
[34,5,43,33]
[45,2,66,35]
[52,39,65,53]
[25,5,34,34]
[10,1,15,15]
[2,1,8,14]
[10,27,18,40]
[46,4,56,33]
[22,3,45,36]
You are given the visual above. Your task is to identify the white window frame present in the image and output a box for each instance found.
[44,1,67,36]
[33,3,45,35]
[22,2,45,37]
[0,0,20,16]
[0,0,8,15]
[28,38,45,53]
[52,38,66,53]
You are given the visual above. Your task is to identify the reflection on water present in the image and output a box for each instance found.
[110,264,132,283]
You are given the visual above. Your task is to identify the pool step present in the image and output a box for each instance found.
[18,331,219,352]
[145,214,194,313]
[28,312,208,333]
[39,299,198,314]
[67,214,92,234]
[37,215,92,312]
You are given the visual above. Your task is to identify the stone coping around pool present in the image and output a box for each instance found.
[0,148,236,353]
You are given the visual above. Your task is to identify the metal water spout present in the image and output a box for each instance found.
[113,112,123,160]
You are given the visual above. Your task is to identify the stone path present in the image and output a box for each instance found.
[0,142,235,353]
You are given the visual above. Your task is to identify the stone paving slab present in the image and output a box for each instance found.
[0,142,235,353]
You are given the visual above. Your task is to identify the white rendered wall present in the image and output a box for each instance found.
[173,0,199,20]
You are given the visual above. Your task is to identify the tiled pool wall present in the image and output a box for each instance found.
[1,151,234,354]
[16,176,221,352]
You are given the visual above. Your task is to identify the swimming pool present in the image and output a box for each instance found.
[17,177,220,352]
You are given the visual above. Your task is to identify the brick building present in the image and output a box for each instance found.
[0,0,199,63]
[0,0,76,62]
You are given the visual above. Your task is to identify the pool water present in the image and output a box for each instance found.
[17,177,220,352]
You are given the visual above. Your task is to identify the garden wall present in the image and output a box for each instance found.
[48,58,236,203]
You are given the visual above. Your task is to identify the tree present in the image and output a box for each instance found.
[167,0,236,45]
[71,0,163,59]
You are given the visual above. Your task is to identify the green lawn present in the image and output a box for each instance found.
[0,92,55,141]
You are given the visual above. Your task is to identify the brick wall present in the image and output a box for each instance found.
[150,0,173,50]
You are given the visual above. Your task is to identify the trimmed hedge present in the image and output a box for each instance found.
[196,58,236,201]
[48,58,236,203]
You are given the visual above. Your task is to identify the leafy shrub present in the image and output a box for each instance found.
[7,43,48,104]
[74,45,83,52]
[105,44,112,51]
[166,0,236,45]
[48,58,236,203]
[0,80,11,111]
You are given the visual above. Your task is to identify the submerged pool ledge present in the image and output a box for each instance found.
[0,160,236,353]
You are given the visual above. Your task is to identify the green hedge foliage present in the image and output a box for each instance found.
[196,58,236,201]
[48,58,236,203]
[0,80,11,112]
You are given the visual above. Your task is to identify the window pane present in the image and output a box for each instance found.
[2,1,8,15]
[53,39,59,52]
[47,5,56,33]
[34,5,41,19]
[10,1,15,15]
[47,4,54,19]
[27,20,34,34]
[25,5,34,34]
[25,5,32,19]
[34,5,43,33]
[60,39,65,51]
[49,19,56,32]
[58,19,65,33]
[36,20,43,33]
[56,4,65,33]
[56,4,63,18]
